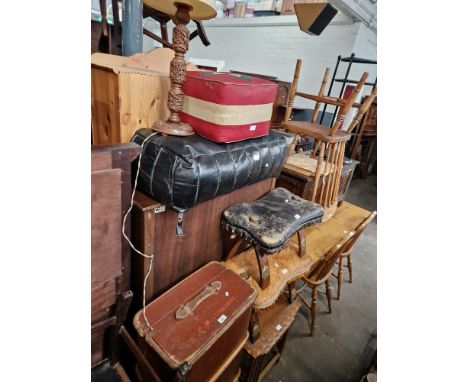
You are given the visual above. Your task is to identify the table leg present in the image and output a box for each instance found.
[249,310,261,343]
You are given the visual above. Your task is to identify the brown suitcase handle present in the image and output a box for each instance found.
[175,281,222,320]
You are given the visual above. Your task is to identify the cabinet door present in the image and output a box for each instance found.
[91,167,122,314]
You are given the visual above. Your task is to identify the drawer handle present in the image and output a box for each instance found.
[175,281,222,320]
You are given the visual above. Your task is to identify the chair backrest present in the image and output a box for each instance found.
[346,86,378,133]
[328,73,369,135]
[310,210,376,282]
[283,59,369,136]
[96,0,122,55]
[310,67,331,123]
[283,59,303,125]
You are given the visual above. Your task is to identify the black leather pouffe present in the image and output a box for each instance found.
[131,128,293,212]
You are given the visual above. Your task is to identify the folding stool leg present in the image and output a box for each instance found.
[297,229,306,257]
[347,254,353,283]
[337,257,343,300]
[225,237,244,260]
[325,279,332,314]
[255,249,270,290]
[310,286,318,337]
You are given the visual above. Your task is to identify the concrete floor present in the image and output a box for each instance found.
[264,175,377,382]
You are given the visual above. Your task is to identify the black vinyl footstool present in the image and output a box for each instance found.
[222,187,324,289]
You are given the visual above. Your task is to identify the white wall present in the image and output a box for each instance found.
[142,14,376,108]
[188,18,360,104]
[350,23,377,83]
[331,0,377,32]
[90,2,377,109]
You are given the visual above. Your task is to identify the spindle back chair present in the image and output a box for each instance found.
[333,210,377,299]
[297,210,376,336]
[282,59,372,221]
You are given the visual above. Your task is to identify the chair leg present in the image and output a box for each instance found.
[310,286,318,337]
[325,280,332,314]
[347,254,353,283]
[337,257,343,300]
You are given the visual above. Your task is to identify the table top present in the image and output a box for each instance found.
[223,202,373,309]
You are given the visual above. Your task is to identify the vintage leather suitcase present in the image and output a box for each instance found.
[180,71,278,143]
[132,128,292,212]
[133,262,257,382]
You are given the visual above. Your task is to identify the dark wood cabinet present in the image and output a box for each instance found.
[91,143,140,366]
[130,178,276,306]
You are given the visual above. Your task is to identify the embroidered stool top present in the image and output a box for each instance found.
[222,187,324,254]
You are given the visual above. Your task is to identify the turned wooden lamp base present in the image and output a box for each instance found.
[151,3,196,137]
[152,120,194,136]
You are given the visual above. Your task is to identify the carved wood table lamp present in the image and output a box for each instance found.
[144,0,217,136]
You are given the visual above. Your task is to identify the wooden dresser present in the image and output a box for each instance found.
[91,143,140,366]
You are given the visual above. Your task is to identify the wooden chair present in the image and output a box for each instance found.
[93,0,122,55]
[334,210,377,300]
[297,211,376,336]
[282,59,373,221]
[348,96,378,178]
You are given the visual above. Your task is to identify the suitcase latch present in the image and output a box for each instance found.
[154,205,166,214]
[176,212,185,237]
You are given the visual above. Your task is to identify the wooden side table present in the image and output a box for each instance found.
[241,294,301,382]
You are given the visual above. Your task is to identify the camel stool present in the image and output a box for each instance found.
[222,187,323,290]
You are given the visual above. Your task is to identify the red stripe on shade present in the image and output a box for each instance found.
[182,73,278,106]
[186,71,276,85]
[180,113,271,143]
